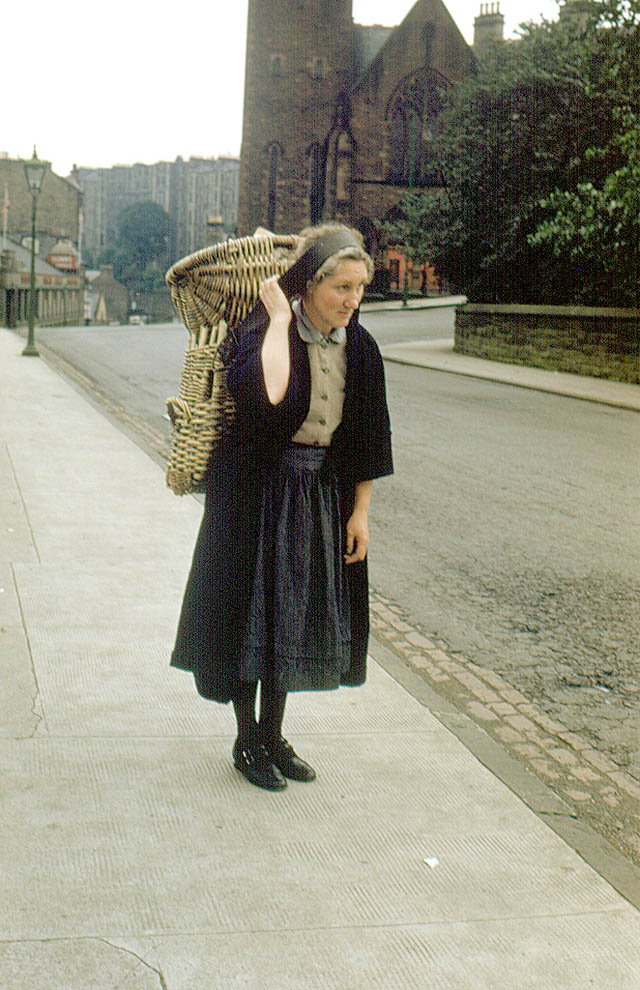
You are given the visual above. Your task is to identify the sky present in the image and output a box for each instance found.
[6,0,561,178]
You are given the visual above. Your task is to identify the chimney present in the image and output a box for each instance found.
[474,2,505,53]
[559,0,592,32]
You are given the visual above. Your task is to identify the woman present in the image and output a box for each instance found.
[171,223,393,791]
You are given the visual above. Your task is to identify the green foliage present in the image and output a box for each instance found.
[99,201,173,295]
[525,0,640,305]
[529,116,640,305]
[406,0,640,305]
[382,191,434,265]
[117,201,172,272]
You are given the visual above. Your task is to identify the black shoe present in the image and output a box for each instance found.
[266,738,316,782]
[233,738,287,791]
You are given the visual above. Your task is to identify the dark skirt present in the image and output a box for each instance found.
[240,443,352,692]
[171,439,370,704]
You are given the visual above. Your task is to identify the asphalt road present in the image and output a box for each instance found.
[37,314,640,782]
[36,306,455,437]
[374,361,640,777]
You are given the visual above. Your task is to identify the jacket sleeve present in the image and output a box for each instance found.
[226,313,309,441]
[354,334,393,483]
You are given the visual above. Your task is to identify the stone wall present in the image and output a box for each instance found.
[455,304,640,384]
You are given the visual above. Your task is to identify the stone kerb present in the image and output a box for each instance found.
[455,303,640,384]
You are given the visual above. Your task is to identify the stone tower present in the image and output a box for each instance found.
[238,0,355,235]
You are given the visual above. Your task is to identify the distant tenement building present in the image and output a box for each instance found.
[74,156,240,264]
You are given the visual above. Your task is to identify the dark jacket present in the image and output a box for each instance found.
[171,308,393,702]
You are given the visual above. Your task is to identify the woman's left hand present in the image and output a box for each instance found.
[259,275,292,325]
[344,508,369,564]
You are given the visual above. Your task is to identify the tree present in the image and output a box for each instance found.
[528,0,640,306]
[116,201,172,275]
[383,191,435,303]
[98,201,173,299]
[529,116,640,306]
[409,0,638,304]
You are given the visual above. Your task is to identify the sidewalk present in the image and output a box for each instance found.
[381,337,640,411]
[361,294,467,313]
[1,326,639,989]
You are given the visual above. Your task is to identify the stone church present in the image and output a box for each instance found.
[238,0,502,259]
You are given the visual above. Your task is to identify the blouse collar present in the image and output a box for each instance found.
[292,298,347,344]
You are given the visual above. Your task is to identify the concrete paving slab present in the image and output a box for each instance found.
[0,728,628,940]
[0,445,39,565]
[117,918,640,990]
[0,564,43,739]
[361,294,467,313]
[2,327,640,989]
[0,939,163,989]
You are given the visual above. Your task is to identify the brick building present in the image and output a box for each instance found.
[0,155,82,259]
[0,156,84,327]
[238,0,499,265]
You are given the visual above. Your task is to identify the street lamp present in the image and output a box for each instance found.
[402,111,418,309]
[22,147,49,357]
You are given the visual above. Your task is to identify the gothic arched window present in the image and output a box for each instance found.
[387,72,448,187]
[389,107,408,182]
[389,103,422,185]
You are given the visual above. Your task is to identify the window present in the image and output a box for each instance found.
[389,105,420,184]
[389,107,408,182]
[388,72,448,186]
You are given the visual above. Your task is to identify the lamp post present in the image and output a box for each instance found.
[22,147,49,357]
[402,111,418,309]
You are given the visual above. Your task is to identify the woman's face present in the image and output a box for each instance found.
[303,260,368,334]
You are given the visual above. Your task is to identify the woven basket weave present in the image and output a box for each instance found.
[165,232,299,495]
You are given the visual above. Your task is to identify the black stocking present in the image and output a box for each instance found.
[259,676,287,748]
[232,679,258,745]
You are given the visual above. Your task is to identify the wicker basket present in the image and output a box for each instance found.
[165,232,299,495]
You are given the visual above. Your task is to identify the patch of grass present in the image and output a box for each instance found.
[457,337,639,385]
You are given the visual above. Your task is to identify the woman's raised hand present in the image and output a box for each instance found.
[259,276,292,325]
[260,276,292,404]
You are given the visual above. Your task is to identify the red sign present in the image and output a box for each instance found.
[47,253,77,271]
